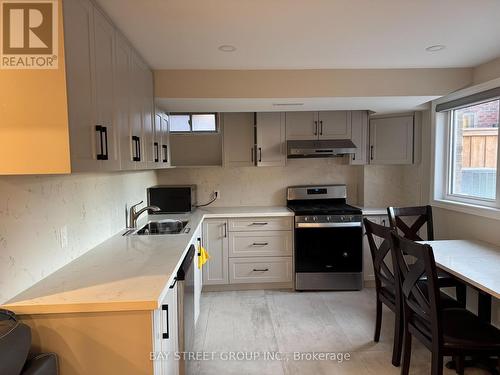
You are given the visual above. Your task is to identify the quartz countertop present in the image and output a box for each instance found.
[2,206,293,315]
[359,207,388,216]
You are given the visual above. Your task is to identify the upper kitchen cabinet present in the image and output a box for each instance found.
[223,113,256,167]
[64,0,121,172]
[256,112,286,167]
[155,111,171,168]
[285,111,351,141]
[369,115,414,165]
[349,111,369,165]
[318,111,351,139]
[285,111,318,140]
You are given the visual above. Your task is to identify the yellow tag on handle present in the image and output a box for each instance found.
[198,245,210,269]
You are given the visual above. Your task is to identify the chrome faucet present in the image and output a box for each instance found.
[128,201,161,229]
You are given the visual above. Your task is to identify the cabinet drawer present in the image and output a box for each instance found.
[229,257,293,284]
[228,217,293,232]
[229,231,292,257]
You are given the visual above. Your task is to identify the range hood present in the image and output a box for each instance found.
[287,139,357,159]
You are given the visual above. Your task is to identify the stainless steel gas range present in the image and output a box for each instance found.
[287,185,363,291]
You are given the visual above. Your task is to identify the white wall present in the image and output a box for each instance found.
[0,171,157,304]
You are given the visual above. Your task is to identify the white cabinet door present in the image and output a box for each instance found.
[160,114,171,168]
[193,225,203,325]
[369,115,414,165]
[63,0,98,172]
[141,66,156,168]
[223,113,255,166]
[285,111,318,140]
[350,111,369,165]
[114,32,134,170]
[153,283,179,375]
[129,52,146,168]
[318,111,351,139]
[202,219,229,285]
[256,112,286,167]
[93,7,120,171]
[362,215,389,283]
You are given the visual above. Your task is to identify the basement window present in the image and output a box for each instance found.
[169,113,218,133]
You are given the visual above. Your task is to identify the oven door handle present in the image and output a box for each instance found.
[295,222,362,228]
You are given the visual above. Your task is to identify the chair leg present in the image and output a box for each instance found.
[374,299,382,342]
[401,329,412,375]
[455,283,467,308]
[454,355,464,375]
[392,306,403,367]
[431,352,443,375]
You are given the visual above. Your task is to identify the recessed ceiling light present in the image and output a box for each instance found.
[218,45,236,52]
[425,45,446,52]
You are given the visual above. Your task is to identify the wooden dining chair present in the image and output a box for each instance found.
[387,205,467,307]
[363,218,403,367]
[390,233,500,375]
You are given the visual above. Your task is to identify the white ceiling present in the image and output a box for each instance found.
[96,0,500,70]
[156,96,438,114]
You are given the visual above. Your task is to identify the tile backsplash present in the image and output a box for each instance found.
[0,171,156,304]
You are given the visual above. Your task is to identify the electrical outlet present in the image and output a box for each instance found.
[57,226,68,249]
[214,190,220,200]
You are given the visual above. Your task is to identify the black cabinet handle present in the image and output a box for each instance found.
[154,142,159,162]
[370,145,374,160]
[250,222,268,226]
[320,120,323,136]
[132,136,140,161]
[258,147,262,163]
[252,242,269,246]
[252,268,269,272]
[162,304,169,339]
[162,145,168,163]
[95,125,108,160]
[251,147,254,163]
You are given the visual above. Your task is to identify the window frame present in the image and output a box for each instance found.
[168,112,219,134]
[443,98,500,208]
[432,79,500,219]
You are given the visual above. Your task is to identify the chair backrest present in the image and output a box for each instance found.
[363,218,396,294]
[390,232,441,344]
[387,205,434,241]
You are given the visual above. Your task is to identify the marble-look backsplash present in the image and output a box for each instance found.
[0,171,157,304]
[157,158,422,209]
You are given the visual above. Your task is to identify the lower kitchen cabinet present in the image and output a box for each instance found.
[202,219,229,285]
[193,225,203,324]
[228,257,293,284]
[153,283,179,375]
[202,216,293,288]
[362,214,389,283]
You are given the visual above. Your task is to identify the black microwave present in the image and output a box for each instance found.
[147,185,196,213]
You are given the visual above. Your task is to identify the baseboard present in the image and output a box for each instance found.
[202,282,294,292]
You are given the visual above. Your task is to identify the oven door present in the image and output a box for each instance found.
[294,224,362,273]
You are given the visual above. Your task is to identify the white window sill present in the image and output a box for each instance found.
[432,198,500,221]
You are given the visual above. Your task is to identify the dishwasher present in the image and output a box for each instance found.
[177,244,195,375]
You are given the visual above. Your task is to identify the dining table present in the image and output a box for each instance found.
[420,239,500,322]
[420,239,500,374]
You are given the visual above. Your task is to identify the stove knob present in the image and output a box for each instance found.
[313,216,318,222]
[340,216,345,221]
[304,217,309,222]
[327,216,332,221]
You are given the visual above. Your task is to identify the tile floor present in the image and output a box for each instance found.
[191,288,493,375]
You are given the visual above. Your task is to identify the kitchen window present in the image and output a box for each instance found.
[434,86,500,212]
[169,113,218,133]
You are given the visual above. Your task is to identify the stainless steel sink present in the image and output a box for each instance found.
[125,219,190,236]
